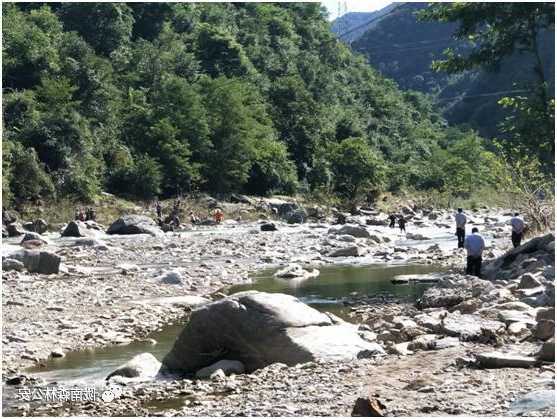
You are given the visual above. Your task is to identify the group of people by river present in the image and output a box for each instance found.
[154,200,225,227]
[456,208,526,278]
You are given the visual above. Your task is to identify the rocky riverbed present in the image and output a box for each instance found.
[2,200,554,416]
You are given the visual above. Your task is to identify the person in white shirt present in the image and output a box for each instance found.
[510,212,525,248]
[454,208,467,248]
[464,227,485,277]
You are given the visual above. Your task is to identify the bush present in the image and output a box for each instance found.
[108,155,162,200]
[8,142,55,202]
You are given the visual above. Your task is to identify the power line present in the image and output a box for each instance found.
[336,3,405,41]
[437,89,532,102]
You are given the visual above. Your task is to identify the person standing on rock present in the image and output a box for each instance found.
[388,213,396,228]
[510,212,525,248]
[155,201,162,219]
[398,216,406,233]
[454,208,467,248]
[464,227,485,278]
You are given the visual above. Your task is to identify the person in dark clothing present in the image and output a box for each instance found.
[388,214,396,228]
[398,217,406,233]
[155,201,162,219]
[510,213,525,248]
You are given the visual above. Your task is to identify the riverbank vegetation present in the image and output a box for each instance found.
[2,3,553,212]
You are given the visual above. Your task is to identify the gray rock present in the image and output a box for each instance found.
[22,219,48,234]
[536,320,555,340]
[20,232,47,244]
[8,249,61,274]
[406,232,431,241]
[537,337,555,362]
[286,209,307,224]
[509,390,556,416]
[440,312,505,341]
[483,233,554,280]
[157,270,184,285]
[7,222,24,237]
[476,351,538,368]
[260,223,277,232]
[497,310,537,326]
[2,258,25,272]
[106,215,162,236]
[328,246,360,257]
[106,353,161,381]
[62,221,94,237]
[195,360,245,378]
[334,225,370,238]
[518,273,543,289]
[162,291,383,373]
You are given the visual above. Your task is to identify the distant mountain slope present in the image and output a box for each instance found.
[331,4,398,43]
[334,2,555,138]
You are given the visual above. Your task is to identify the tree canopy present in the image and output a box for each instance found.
[2,2,504,205]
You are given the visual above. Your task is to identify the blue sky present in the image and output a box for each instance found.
[321,0,393,21]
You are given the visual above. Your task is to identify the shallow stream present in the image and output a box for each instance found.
[22,262,440,387]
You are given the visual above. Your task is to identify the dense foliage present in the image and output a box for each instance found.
[2,2,501,205]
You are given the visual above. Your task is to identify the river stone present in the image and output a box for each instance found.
[195,360,245,378]
[62,221,94,237]
[260,223,277,232]
[20,232,47,244]
[417,287,466,309]
[156,270,184,285]
[497,310,537,326]
[2,258,25,272]
[509,390,556,416]
[476,351,538,368]
[274,264,319,280]
[537,337,555,362]
[22,219,48,234]
[328,246,360,257]
[482,233,555,280]
[7,222,24,237]
[535,320,555,340]
[519,273,543,289]
[106,353,161,381]
[440,312,505,341]
[406,232,431,241]
[333,225,370,238]
[106,215,162,236]
[162,291,383,373]
[286,209,307,224]
[8,249,61,274]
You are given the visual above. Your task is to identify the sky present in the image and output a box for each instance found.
[320,0,393,21]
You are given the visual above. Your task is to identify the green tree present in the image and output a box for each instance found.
[419,3,555,170]
[331,138,386,200]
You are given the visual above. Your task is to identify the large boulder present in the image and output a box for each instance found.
[61,221,94,237]
[333,225,370,238]
[20,232,47,244]
[8,249,61,274]
[162,292,384,373]
[328,246,360,257]
[22,219,48,234]
[482,234,555,280]
[7,222,24,237]
[285,209,307,224]
[537,337,555,362]
[2,258,25,272]
[106,215,162,236]
[106,353,161,381]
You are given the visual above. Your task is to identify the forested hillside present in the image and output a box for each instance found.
[3,2,501,205]
[340,2,555,138]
